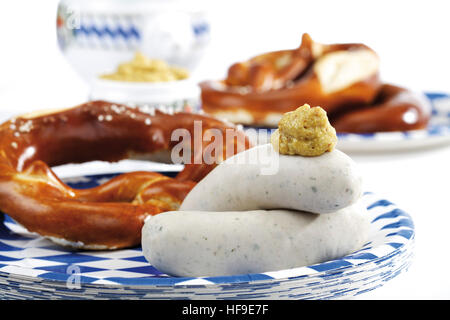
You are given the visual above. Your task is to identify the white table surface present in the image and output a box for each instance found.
[0,0,449,300]
[351,145,450,299]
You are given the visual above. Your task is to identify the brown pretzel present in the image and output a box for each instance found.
[331,84,431,133]
[200,33,382,127]
[0,101,252,249]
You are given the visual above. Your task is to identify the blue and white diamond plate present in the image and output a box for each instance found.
[244,92,450,152]
[0,172,414,300]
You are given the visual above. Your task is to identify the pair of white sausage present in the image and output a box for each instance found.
[142,144,370,277]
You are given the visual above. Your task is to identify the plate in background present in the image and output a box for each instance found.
[336,92,450,152]
[0,172,414,300]
[241,92,450,152]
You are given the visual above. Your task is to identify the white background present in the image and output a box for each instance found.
[1,0,450,111]
[0,0,449,299]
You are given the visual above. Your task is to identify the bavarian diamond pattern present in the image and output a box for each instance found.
[245,92,450,150]
[0,173,415,299]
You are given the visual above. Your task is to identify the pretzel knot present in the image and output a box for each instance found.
[0,101,252,250]
[200,33,430,132]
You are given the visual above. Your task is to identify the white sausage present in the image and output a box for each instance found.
[180,144,362,214]
[141,201,370,277]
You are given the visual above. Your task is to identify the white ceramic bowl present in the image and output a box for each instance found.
[89,77,200,111]
[57,0,210,84]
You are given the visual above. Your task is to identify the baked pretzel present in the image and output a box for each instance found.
[0,101,251,250]
[331,84,431,133]
[201,33,382,127]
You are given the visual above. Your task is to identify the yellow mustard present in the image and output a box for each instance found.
[271,104,337,156]
[100,52,189,82]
